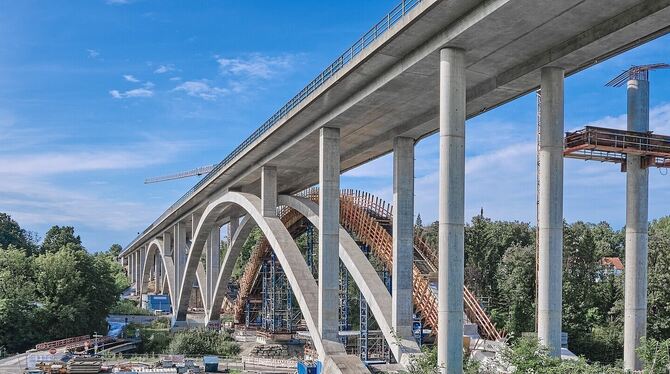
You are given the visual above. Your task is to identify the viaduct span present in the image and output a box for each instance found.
[120,0,670,372]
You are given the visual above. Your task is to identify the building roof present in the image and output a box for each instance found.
[601,257,624,271]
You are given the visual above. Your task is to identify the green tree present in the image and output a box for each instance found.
[34,244,118,340]
[40,225,82,254]
[0,213,37,254]
[0,248,39,352]
[108,244,123,258]
[648,217,670,340]
[496,244,536,335]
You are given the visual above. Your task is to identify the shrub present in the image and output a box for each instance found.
[167,329,240,357]
[109,299,152,316]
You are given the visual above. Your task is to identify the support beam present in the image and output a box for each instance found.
[135,250,142,295]
[174,222,187,304]
[623,77,650,371]
[537,66,564,357]
[138,246,146,295]
[261,166,278,217]
[206,226,221,310]
[392,136,415,339]
[438,47,465,374]
[128,254,135,287]
[155,251,162,293]
[319,126,340,343]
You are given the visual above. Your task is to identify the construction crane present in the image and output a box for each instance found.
[144,164,217,184]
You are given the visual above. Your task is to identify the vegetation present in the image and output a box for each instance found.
[416,214,670,366]
[109,299,152,316]
[167,329,240,356]
[0,213,127,353]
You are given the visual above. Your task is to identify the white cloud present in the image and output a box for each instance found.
[123,74,140,83]
[154,64,175,74]
[87,49,100,59]
[0,139,189,232]
[109,88,154,99]
[217,54,295,79]
[169,77,182,81]
[174,81,228,100]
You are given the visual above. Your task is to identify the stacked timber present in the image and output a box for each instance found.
[66,357,101,374]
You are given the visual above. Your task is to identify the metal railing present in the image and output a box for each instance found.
[126,0,423,252]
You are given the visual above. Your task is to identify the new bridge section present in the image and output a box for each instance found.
[123,0,670,255]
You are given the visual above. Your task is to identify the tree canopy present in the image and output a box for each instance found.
[0,215,127,353]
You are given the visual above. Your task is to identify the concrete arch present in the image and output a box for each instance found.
[206,215,255,322]
[140,239,176,308]
[176,191,347,359]
[277,195,420,363]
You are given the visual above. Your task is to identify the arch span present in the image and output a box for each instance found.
[177,191,350,361]
[277,194,420,362]
[140,239,176,307]
[206,215,255,322]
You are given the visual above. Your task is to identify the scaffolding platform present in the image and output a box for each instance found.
[564,126,670,169]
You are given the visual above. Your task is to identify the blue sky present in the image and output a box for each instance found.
[1,1,669,251]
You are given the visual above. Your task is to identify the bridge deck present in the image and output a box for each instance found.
[124,0,670,253]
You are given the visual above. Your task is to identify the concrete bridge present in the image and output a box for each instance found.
[120,0,670,372]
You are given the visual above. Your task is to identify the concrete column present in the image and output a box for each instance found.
[163,231,173,299]
[319,126,340,343]
[537,66,564,357]
[174,222,187,302]
[229,216,239,247]
[261,166,278,217]
[438,47,466,374]
[128,254,135,286]
[392,136,415,339]
[155,251,162,293]
[623,78,649,371]
[206,226,221,310]
[139,246,146,295]
[135,250,142,294]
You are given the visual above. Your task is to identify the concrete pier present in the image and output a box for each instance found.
[623,78,649,371]
[392,136,415,339]
[174,222,187,302]
[537,66,564,357]
[438,47,465,374]
[261,166,278,217]
[206,227,220,309]
[154,251,162,293]
[319,126,340,343]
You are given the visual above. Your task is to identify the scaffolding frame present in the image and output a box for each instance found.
[261,255,294,333]
[564,126,670,169]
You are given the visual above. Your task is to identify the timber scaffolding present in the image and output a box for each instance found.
[564,126,670,169]
[231,188,504,342]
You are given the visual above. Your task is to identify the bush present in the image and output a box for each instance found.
[493,337,624,374]
[109,299,152,316]
[637,337,670,374]
[167,329,240,357]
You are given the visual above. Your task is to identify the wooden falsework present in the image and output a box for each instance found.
[231,189,504,341]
